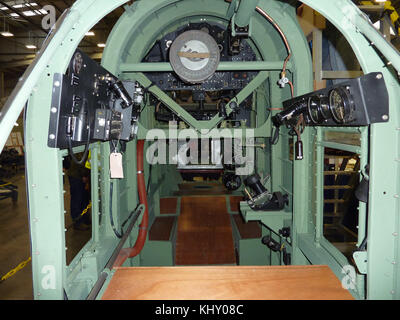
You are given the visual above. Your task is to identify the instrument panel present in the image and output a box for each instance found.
[274,72,390,128]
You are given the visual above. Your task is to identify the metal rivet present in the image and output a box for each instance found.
[382,115,389,121]
[376,74,383,79]
[51,107,57,113]
[49,134,56,140]
[54,81,60,87]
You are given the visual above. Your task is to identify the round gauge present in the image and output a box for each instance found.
[319,96,331,120]
[72,52,83,75]
[169,30,220,84]
[329,87,353,124]
[307,96,323,124]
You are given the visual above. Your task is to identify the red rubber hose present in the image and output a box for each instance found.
[128,139,148,258]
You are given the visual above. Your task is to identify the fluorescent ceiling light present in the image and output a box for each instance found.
[23,10,37,16]
[1,31,14,37]
[97,43,106,48]
[22,8,46,16]
[0,2,38,10]
[26,44,37,49]
[85,31,95,36]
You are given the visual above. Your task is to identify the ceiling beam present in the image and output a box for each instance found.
[0,1,48,34]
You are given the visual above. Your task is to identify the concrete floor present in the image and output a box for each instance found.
[0,170,91,300]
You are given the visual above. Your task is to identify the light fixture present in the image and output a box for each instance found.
[26,31,37,50]
[1,31,14,37]
[85,31,95,36]
[1,17,13,37]
[97,43,106,48]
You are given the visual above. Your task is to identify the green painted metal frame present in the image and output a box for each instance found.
[119,61,291,72]
[0,0,398,300]
[130,71,270,132]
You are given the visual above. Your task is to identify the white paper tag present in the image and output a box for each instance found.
[110,152,124,179]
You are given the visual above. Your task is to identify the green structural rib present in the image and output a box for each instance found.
[0,0,398,300]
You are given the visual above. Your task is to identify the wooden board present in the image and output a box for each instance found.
[149,217,176,241]
[230,196,244,213]
[160,197,178,215]
[174,183,233,196]
[175,196,236,265]
[232,214,261,239]
[101,266,354,300]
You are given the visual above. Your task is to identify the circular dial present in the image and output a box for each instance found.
[307,96,323,124]
[319,96,331,119]
[329,87,353,124]
[169,30,220,84]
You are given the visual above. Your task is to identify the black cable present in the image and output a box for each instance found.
[271,126,280,145]
[121,203,142,230]
[109,181,141,238]
[109,181,123,239]
[67,103,91,165]
[63,289,69,300]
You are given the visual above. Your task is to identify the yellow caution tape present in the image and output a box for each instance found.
[0,202,92,284]
[0,183,12,188]
[85,150,92,170]
[361,1,400,34]
[0,257,31,283]
[80,201,92,217]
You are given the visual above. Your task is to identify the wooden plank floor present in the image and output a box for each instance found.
[101,266,354,300]
[160,197,178,215]
[175,196,236,265]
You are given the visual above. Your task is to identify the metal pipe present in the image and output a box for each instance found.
[86,205,143,300]
[119,61,291,73]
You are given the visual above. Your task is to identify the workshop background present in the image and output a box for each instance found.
[0,0,399,300]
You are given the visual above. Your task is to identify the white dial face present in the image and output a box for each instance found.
[169,30,220,84]
[179,40,210,71]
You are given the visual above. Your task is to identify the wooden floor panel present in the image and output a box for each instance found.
[175,196,236,265]
[101,266,354,300]
[160,197,178,215]
[230,196,244,212]
[174,183,233,196]
[232,214,261,239]
[149,217,176,241]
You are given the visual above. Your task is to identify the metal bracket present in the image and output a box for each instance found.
[133,71,269,133]
[353,251,368,274]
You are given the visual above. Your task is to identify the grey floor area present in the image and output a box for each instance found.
[0,171,91,300]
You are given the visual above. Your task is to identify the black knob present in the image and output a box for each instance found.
[261,236,281,252]
[279,227,291,238]
[244,174,267,196]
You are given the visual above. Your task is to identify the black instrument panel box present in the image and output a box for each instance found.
[282,72,390,127]
[48,50,114,149]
